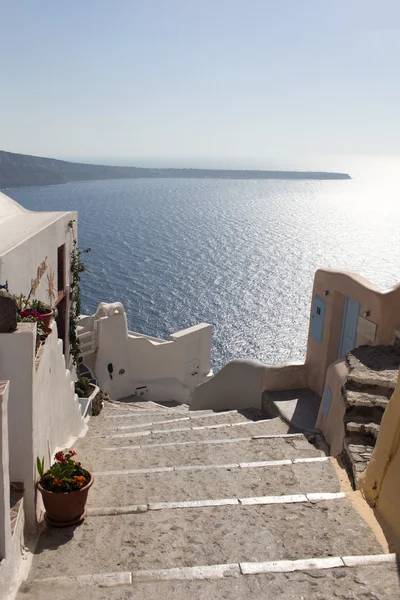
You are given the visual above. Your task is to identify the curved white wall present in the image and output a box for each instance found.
[84,303,212,403]
[191,359,266,412]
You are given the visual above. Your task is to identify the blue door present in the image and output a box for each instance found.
[339,297,360,357]
[310,296,326,343]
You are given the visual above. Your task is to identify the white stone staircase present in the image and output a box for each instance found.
[16,400,400,599]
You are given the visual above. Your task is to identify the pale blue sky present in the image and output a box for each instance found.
[1,1,400,168]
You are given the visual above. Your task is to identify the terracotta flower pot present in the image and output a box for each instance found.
[36,473,94,527]
[40,309,54,333]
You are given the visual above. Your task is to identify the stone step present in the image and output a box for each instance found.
[344,419,380,440]
[17,560,400,600]
[345,379,395,399]
[346,345,400,397]
[345,370,397,395]
[88,410,271,439]
[102,407,233,420]
[342,437,375,488]
[24,499,383,582]
[104,399,192,413]
[103,407,204,419]
[88,460,338,508]
[102,406,264,420]
[86,435,325,471]
[343,389,389,411]
[19,388,398,599]
[94,417,291,447]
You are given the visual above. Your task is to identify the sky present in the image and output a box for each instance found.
[1,1,400,168]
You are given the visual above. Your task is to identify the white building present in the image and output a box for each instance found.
[0,192,86,595]
[78,303,212,404]
[0,191,213,596]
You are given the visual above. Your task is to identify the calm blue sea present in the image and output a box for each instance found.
[6,157,400,371]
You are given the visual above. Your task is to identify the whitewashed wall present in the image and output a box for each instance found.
[0,380,24,600]
[191,359,266,411]
[0,381,11,561]
[33,324,86,485]
[0,211,76,307]
[0,323,35,528]
[85,303,212,403]
[0,322,86,529]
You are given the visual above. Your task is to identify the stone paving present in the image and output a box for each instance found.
[342,344,400,487]
[17,400,400,599]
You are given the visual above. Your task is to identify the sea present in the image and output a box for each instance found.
[6,155,400,371]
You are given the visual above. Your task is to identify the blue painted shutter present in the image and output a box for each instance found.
[322,386,332,417]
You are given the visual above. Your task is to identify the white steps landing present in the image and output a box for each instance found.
[17,400,398,599]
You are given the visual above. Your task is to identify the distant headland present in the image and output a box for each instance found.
[0,150,351,189]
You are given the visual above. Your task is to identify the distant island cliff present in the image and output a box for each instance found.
[0,150,351,189]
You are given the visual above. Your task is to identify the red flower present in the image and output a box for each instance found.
[69,450,77,457]
[55,451,65,462]
[21,310,44,322]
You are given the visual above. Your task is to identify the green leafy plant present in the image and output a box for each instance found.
[36,456,45,479]
[17,314,45,331]
[69,236,91,367]
[75,377,91,398]
[13,280,43,313]
[14,293,47,351]
[30,299,51,314]
[36,450,90,493]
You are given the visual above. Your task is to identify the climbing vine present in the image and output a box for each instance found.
[68,220,91,366]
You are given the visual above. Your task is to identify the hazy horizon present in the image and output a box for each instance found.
[1,1,400,166]
[4,148,400,178]
[0,147,359,171]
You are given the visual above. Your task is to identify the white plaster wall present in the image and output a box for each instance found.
[91,305,212,402]
[169,323,212,396]
[0,211,76,306]
[262,362,309,392]
[0,324,36,530]
[0,321,86,530]
[0,325,35,486]
[0,191,26,219]
[0,381,11,561]
[1,497,26,600]
[191,359,265,411]
[33,324,86,479]
[191,360,308,412]
[315,358,348,456]
[0,379,26,600]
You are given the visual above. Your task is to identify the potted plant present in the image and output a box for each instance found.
[75,377,101,417]
[30,299,54,332]
[36,450,93,527]
[74,377,92,398]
